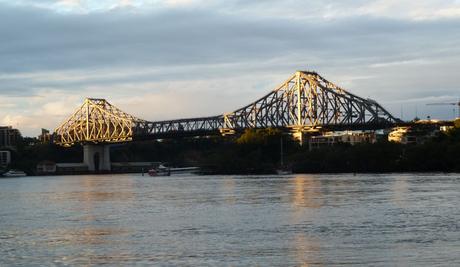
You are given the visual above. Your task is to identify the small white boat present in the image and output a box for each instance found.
[148,165,171,177]
[3,170,27,177]
[169,166,200,175]
[276,136,292,175]
[276,169,292,175]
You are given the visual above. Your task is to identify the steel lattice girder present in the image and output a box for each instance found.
[133,116,224,139]
[134,71,399,138]
[222,71,400,131]
[54,98,146,146]
[54,71,400,146]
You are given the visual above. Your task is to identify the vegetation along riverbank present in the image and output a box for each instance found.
[4,119,460,175]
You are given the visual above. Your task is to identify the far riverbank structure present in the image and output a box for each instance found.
[50,71,451,173]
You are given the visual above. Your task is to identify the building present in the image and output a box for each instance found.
[55,163,89,174]
[0,150,11,167]
[440,125,454,132]
[35,161,163,174]
[388,127,415,144]
[38,129,51,143]
[388,125,439,144]
[36,161,57,174]
[0,126,22,148]
[111,162,163,173]
[309,131,376,150]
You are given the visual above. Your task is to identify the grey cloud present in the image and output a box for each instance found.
[2,4,460,75]
[0,5,297,72]
[1,2,460,134]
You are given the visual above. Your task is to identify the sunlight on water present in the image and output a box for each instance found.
[1,173,459,266]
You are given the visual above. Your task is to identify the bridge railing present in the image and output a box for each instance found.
[133,116,225,139]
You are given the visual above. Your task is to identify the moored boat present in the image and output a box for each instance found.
[3,170,27,177]
[276,169,292,175]
[276,136,292,175]
[148,165,171,177]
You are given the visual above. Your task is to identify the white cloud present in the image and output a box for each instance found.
[57,0,80,7]
[118,0,132,6]
[0,1,460,136]
[2,115,35,129]
[433,7,460,19]
[0,93,82,135]
[369,59,435,68]
[2,0,460,20]
[352,1,460,20]
[164,0,198,7]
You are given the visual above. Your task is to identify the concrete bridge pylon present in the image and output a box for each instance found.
[83,144,111,171]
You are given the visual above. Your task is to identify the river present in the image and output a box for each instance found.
[0,173,459,266]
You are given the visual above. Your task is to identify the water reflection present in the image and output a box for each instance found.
[42,175,136,265]
[222,177,236,204]
[392,175,409,207]
[292,233,323,267]
[1,173,459,266]
[79,175,136,202]
[291,175,323,208]
[47,175,136,202]
[36,227,129,246]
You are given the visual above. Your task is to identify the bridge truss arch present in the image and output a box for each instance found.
[53,71,401,146]
[222,71,400,132]
[54,98,145,146]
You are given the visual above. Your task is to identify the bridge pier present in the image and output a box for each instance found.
[291,127,320,145]
[83,144,111,172]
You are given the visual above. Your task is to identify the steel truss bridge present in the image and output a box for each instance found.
[54,71,401,146]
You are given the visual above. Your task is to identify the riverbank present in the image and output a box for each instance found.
[5,124,460,176]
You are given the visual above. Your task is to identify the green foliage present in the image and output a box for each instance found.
[442,127,460,143]
[8,142,82,175]
[9,126,460,175]
[290,141,404,173]
[236,128,283,145]
[201,128,298,174]
[110,137,226,167]
[454,118,460,128]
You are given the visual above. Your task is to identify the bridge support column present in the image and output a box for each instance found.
[291,126,321,146]
[83,144,111,172]
[292,131,307,145]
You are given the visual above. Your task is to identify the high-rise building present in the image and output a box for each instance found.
[0,150,11,166]
[38,128,51,143]
[0,126,22,148]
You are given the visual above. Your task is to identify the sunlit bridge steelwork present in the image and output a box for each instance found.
[54,98,146,147]
[53,71,401,146]
[220,71,400,132]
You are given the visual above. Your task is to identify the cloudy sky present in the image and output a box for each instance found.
[1,0,460,136]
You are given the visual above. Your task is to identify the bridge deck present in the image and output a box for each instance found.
[54,71,407,146]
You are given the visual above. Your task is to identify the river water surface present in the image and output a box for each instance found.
[0,173,459,266]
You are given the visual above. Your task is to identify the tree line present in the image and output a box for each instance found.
[6,120,460,175]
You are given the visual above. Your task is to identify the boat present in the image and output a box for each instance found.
[275,136,292,175]
[3,170,27,177]
[276,169,292,175]
[147,165,171,177]
[169,166,200,175]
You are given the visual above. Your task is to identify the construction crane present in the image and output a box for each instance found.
[426,101,460,119]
